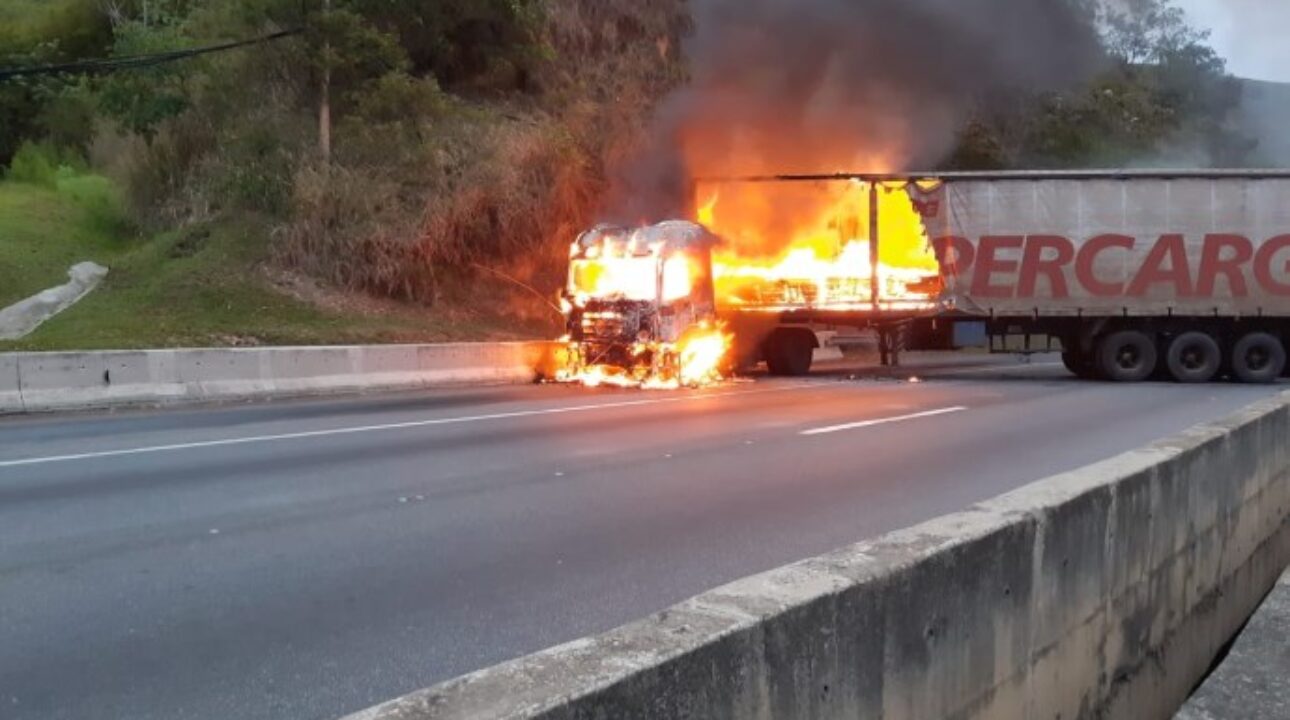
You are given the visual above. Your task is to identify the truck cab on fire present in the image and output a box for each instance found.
[562,221,723,386]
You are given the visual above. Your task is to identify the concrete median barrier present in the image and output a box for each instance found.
[0,353,21,413]
[1,342,559,414]
[345,392,1290,720]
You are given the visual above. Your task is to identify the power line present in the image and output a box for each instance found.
[0,29,303,82]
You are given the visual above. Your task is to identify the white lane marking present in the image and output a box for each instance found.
[800,406,968,436]
[0,385,813,469]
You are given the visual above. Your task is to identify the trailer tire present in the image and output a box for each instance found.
[1165,332,1222,383]
[764,330,815,377]
[1231,332,1285,384]
[1096,330,1158,383]
[1061,351,1099,380]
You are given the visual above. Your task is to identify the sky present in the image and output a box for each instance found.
[1172,0,1290,82]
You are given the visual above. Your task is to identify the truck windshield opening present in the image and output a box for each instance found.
[569,256,695,303]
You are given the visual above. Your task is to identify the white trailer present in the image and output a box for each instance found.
[924,171,1290,382]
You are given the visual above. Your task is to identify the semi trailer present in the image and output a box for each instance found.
[564,170,1290,384]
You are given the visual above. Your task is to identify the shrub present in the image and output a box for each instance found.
[350,71,446,125]
[6,141,84,187]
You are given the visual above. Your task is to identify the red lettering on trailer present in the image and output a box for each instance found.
[932,236,975,274]
[940,232,1290,300]
[972,236,1024,298]
[1127,234,1194,298]
[1074,234,1135,297]
[1018,235,1074,299]
[1254,234,1290,297]
[1197,234,1254,297]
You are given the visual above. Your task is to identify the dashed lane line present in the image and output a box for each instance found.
[800,406,969,436]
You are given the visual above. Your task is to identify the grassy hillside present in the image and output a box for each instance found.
[0,175,549,350]
[0,174,128,307]
[2,0,1251,352]
[0,0,686,351]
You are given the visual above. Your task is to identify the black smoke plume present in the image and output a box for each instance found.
[606,0,1107,221]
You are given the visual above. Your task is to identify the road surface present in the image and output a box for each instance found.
[0,356,1281,720]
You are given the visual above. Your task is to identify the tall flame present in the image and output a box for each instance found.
[699,180,940,310]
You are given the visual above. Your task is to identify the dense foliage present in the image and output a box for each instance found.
[946,0,1254,169]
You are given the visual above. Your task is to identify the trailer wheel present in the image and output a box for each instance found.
[1061,351,1099,380]
[1165,332,1222,383]
[764,330,815,377]
[1231,333,1286,384]
[1096,330,1157,383]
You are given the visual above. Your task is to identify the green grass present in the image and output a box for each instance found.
[0,174,547,351]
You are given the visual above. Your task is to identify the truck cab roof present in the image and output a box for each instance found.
[574,221,716,259]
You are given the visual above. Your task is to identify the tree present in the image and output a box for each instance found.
[349,0,545,89]
[1103,0,1210,66]
[0,0,112,164]
[97,16,195,139]
[944,0,1254,169]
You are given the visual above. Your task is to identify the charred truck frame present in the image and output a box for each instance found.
[566,170,1290,384]
[562,221,722,385]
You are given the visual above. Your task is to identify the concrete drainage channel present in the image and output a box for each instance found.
[0,343,559,415]
[1177,568,1290,719]
[346,392,1290,720]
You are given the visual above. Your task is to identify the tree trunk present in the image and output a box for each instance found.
[319,0,332,162]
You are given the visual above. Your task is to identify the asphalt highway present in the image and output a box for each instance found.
[0,355,1281,720]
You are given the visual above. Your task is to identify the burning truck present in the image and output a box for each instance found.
[559,221,731,388]
[561,170,1290,386]
[559,178,946,386]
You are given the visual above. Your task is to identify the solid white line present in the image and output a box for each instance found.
[800,406,968,436]
[0,385,812,469]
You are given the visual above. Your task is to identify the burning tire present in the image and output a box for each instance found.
[1096,330,1158,383]
[1165,332,1222,384]
[1231,332,1286,384]
[764,329,815,377]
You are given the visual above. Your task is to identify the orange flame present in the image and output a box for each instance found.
[559,322,733,390]
[699,180,941,310]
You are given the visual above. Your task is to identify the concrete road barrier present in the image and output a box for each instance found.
[0,353,21,413]
[346,392,1290,720]
[0,342,559,414]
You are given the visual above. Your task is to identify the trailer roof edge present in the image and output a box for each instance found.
[695,169,1290,183]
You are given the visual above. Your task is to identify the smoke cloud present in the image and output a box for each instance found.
[606,0,1107,221]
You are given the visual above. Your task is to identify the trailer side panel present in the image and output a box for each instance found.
[923,178,1290,317]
